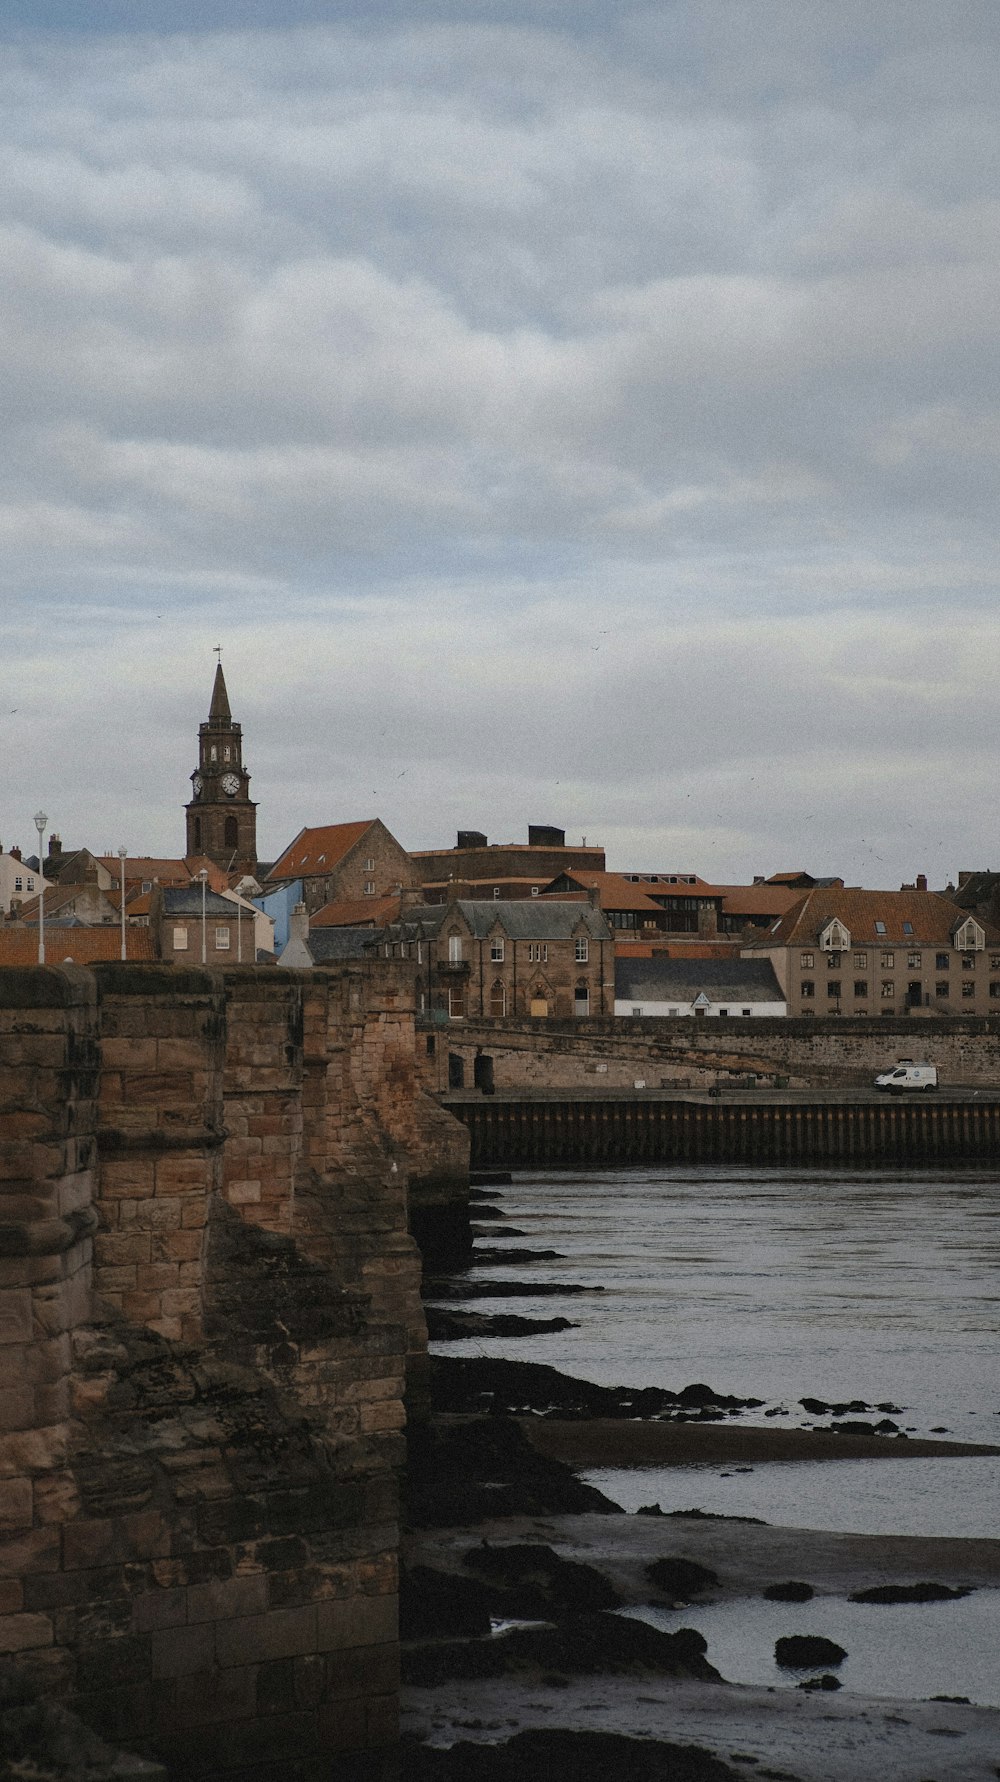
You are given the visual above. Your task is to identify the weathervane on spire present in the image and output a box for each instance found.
[214,644,222,663]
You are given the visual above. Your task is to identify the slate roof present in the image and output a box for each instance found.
[616,957,785,1003]
[267,821,376,882]
[389,899,611,942]
[619,961,783,1004]
[162,886,244,918]
[306,928,377,963]
[755,886,1000,948]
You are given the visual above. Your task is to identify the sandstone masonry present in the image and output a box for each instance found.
[0,962,468,1780]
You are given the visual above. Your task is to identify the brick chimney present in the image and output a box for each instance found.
[916,874,927,893]
[48,834,62,858]
[587,886,601,908]
[698,900,718,939]
[10,846,20,862]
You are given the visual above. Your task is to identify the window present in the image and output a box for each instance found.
[962,981,975,998]
[741,1008,751,1017]
[991,982,1000,999]
[880,951,894,969]
[575,937,589,962]
[527,942,548,963]
[490,938,504,962]
[142,881,152,893]
[224,816,238,849]
[173,927,188,950]
[800,952,814,968]
[881,980,894,998]
[26,878,34,891]
[448,985,465,1018]
[365,857,375,872]
[853,952,866,969]
[936,953,949,971]
[991,955,1000,970]
[718,1008,729,1017]
[531,886,539,896]
[903,920,913,935]
[210,745,217,761]
[364,880,376,895]
[632,1006,642,1016]
[493,887,501,899]
[936,982,949,998]
[223,746,230,761]
[489,979,506,1017]
[875,921,886,935]
[448,933,463,963]
[14,876,21,891]
[827,951,841,968]
[801,980,815,998]
[854,980,868,999]
[962,955,975,971]
[215,926,230,950]
[907,952,921,969]
[827,980,841,998]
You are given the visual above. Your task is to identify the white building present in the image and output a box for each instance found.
[0,847,40,915]
[615,957,786,1018]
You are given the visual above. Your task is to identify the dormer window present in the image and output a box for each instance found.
[819,918,850,951]
[954,919,983,952]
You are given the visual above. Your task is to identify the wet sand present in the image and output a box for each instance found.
[519,1417,1000,1469]
[403,1508,1000,1780]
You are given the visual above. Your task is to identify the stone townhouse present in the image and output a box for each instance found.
[744,885,1000,1017]
[380,897,614,1019]
[267,818,416,916]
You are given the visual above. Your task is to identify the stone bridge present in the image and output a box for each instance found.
[424,1012,1000,1095]
[0,961,468,1780]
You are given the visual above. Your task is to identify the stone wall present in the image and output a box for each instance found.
[0,961,467,1780]
[432,1013,1000,1091]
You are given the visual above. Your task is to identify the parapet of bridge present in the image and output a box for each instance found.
[0,961,468,1780]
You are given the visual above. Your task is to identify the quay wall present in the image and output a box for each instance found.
[446,1092,1000,1170]
[426,1014,1000,1094]
[0,962,468,1781]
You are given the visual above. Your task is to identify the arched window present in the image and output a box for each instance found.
[574,979,590,1017]
[193,817,202,851]
[489,978,506,1018]
[224,816,238,849]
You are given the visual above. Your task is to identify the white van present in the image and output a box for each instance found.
[874,1062,938,1094]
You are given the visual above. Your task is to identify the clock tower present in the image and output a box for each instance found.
[185,662,258,873]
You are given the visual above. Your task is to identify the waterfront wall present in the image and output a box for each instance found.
[447,1092,1000,1169]
[428,1014,1000,1092]
[0,962,468,1780]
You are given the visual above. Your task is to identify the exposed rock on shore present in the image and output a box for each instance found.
[775,1635,847,1668]
[405,1727,750,1781]
[430,1357,761,1420]
[405,1414,622,1527]
[402,1609,723,1688]
[425,1307,578,1340]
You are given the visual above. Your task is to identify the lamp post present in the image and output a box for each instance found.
[198,868,208,964]
[118,847,128,961]
[34,811,47,965]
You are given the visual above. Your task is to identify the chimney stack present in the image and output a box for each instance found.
[916,873,927,893]
[289,901,309,947]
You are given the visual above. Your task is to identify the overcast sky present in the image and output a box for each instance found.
[3,1,999,885]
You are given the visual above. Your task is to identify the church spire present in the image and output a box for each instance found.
[209,661,231,722]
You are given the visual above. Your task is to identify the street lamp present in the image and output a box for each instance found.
[34,811,47,965]
[118,847,128,961]
[198,868,208,964]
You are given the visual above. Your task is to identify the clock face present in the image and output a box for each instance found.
[221,773,240,796]
[192,774,203,796]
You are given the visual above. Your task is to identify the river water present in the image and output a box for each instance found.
[429,1163,1000,1704]
[429,1164,1000,1535]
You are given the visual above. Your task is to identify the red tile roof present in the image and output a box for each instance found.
[756,886,1000,948]
[267,822,375,882]
[542,871,667,913]
[0,929,157,966]
[310,894,401,928]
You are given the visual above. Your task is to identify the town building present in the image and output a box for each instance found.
[615,956,786,1018]
[267,819,415,916]
[411,826,605,902]
[277,903,375,968]
[184,662,258,873]
[380,896,614,1019]
[0,846,42,915]
[743,885,1000,1017]
[157,884,259,966]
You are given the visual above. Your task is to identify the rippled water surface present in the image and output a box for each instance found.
[433,1165,1000,1435]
